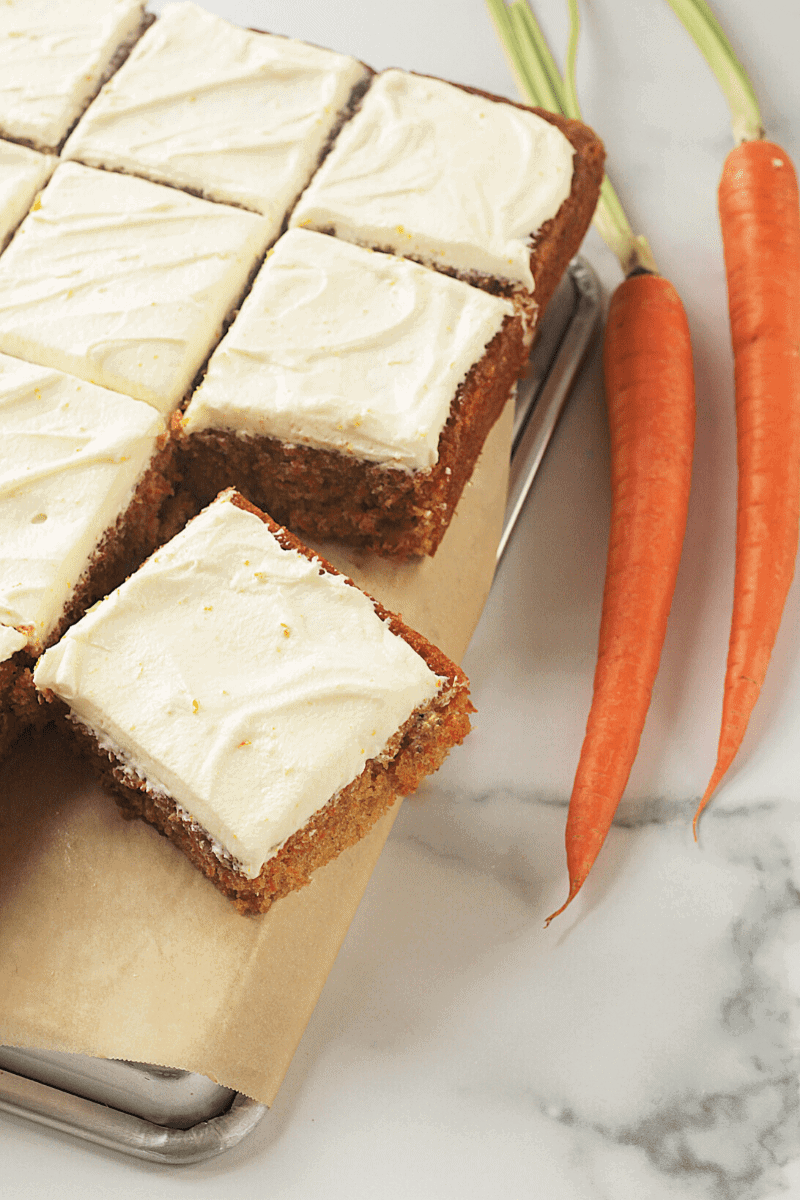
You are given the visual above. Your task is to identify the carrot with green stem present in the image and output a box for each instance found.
[486,0,695,922]
[665,0,800,834]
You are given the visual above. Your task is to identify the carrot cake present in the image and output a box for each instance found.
[290,68,604,315]
[0,162,272,415]
[62,1,371,239]
[0,0,149,153]
[0,625,31,761]
[0,140,57,252]
[179,227,529,556]
[33,490,474,914]
[0,352,178,656]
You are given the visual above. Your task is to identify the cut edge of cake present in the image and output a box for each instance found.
[177,228,530,558]
[177,313,528,559]
[0,627,37,761]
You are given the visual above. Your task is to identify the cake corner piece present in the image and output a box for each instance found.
[288,66,605,311]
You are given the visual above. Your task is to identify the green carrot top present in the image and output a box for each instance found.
[485,0,657,276]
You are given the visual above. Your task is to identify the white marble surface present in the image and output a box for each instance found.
[4,0,800,1196]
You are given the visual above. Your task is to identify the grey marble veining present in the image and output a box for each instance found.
[383,787,800,1199]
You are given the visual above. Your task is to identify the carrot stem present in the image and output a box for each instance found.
[485,0,656,276]
[514,1,566,113]
[664,0,763,144]
[562,0,581,122]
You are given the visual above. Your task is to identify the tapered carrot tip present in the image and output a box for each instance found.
[544,879,583,927]
[693,762,726,840]
[693,791,713,841]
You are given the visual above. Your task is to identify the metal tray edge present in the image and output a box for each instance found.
[0,1068,267,1164]
[497,255,601,563]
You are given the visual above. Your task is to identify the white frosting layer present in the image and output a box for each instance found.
[0,352,165,652]
[0,162,271,415]
[182,228,514,471]
[291,69,575,290]
[34,492,444,878]
[0,624,27,665]
[0,140,56,249]
[63,2,370,237]
[0,0,145,151]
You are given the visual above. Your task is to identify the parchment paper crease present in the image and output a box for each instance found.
[0,401,512,1105]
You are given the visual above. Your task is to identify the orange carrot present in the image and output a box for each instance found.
[546,274,695,923]
[693,140,800,829]
[485,0,698,919]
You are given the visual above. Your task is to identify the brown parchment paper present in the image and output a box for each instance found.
[0,401,512,1106]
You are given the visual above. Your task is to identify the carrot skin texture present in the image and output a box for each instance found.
[695,141,800,829]
[547,275,695,924]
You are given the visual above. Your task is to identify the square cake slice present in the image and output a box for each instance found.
[0,352,179,656]
[34,490,474,915]
[0,140,57,251]
[179,228,529,557]
[290,69,604,311]
[63,1,372,239]
[0,162,271,415]
[0,0,149,153]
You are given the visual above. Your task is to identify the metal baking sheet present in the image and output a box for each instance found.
[498,255,601,562]
[0,254,600,1165]
[0,1051,265,1164]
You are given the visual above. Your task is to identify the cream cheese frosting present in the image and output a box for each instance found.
[290,68,575,291]
[0,140,57,249]
[63,2,370,239]
[0,0,145,151]
[34,492,444,878]
[0,352,166,653]
[0,162,271,415]
[0,625,27,665]
[182,228,515,471]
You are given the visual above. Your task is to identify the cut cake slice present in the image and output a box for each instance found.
[63,1,372,239]
[0,0,149,153]
[179,228,529,557]
[0,162,272,415]
[34,490,474,914]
